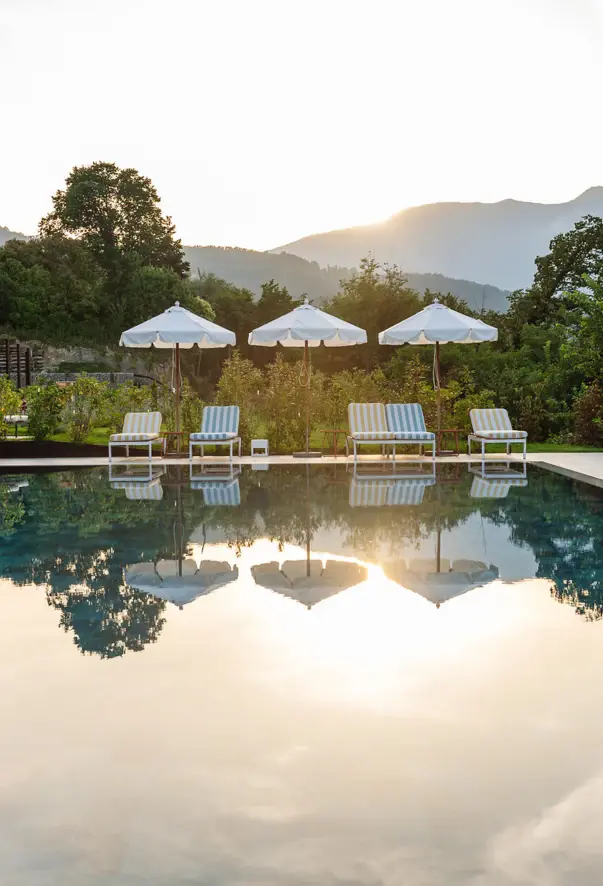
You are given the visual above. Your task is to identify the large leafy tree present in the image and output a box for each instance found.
[39,161,189,279]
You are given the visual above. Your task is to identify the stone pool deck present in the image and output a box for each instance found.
[1,452,603,487]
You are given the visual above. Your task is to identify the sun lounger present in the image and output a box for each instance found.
[108,412,163,462]
[385,403,436,459]
[346,403,397,461]
[468,408,527,459]
[189,406,241,460]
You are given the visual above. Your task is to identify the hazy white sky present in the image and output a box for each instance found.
[1,0,602,249]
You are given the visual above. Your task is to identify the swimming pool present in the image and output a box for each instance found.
[1,463,602,884]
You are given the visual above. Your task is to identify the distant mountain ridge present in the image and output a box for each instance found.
[273,188,603,292]
[1,225,510,311]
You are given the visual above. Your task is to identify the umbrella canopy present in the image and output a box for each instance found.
[249,299,367,348]
[379,300,498,346]
[384,558,499,606]
[125,559,238,607]
[120,302,236,349]
[252,558,368,608]
[249,299,366,454]
[379,300,497,438]
[120,302,235,434]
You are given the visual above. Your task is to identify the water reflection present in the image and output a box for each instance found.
[1,463,603,658]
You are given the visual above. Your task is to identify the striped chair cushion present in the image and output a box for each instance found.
[393,431,436,441]
[470,478,524,498]
[351,431,397,440]
[190,432,238,441]
[472,430,527,440]
[348,403,389,437]
[110,432,161,442]
[122,412,162,436]
[199,406,239,436]
[470,408,513,434]
[386,403,427,433]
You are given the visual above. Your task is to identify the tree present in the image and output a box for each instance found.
[40,161,189,279]
[326,256,422,368]
[255,279,302,327]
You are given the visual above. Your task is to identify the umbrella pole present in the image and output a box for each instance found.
[305,341,310,454]
[175,342,181,435]
[306,462,311,577]
[435,341,441,439]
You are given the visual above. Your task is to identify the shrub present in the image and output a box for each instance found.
[99,382,154,433]
[261,355,307,453]
[0,376,22,439]
[25,381,65,440]
[572,383,603,446]
[215,350,263,447]
[180,378,204,434]
[63,376,107,443]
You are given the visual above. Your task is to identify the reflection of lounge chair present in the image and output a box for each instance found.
[108,411,164,462]
[469,460,527,497]
[110,474,164,500]
[350,476,435,507]
[468,408,527,459]
[189,406,242,460]
[190,470,241,506]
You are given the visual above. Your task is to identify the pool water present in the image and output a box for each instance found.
[2,463,603,884]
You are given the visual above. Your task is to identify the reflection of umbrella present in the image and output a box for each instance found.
[120,302,235,433]
[125,559,238,607]
[379,300,497,437]
[384,558,499,606]
[252,559,367,609]
[248,299,366,456]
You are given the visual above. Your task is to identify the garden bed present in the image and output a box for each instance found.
[0,440,148,459]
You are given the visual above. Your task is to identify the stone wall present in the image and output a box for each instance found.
[34,372,152,385]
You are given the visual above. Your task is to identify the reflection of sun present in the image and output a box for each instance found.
[184,537,548,711]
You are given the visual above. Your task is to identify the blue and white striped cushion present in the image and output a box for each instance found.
[110,481,163,500]
[190,432,238,441]
[393,431,435,441]
[110,432,160,442]
[386,403,427,434]
[200,406,239,436]
[122,412,162,435]
[349,480,390,507]
[350,431,397,440]
[472,430,527,440]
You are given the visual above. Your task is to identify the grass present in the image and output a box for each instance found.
[4,423,603,453]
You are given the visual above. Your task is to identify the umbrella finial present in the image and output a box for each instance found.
[175,300,180,307]
[303,296,309,305]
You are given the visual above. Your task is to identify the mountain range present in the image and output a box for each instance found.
[4,187,603,311]
[274,188,603,292]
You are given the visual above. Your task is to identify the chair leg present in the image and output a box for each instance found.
[523,440,527,461]
[393,443,396,462]
[126,445,129,458]
[481,440,485,459]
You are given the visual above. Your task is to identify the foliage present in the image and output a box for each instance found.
[572,383,603,446]
[262,354,307,453]
[0,376,22,439]
[25,381,65,440]
[40,161,189,279]
[63,376,107,443]
[215,350,263,446]
[97,381,154,433]
[180,378,205,435]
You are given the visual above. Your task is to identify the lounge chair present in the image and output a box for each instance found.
[385,403,436,459]
[108,412,163,463]
[468,408,527,460]
[346,403,397,462]
[350,476,434,507]
[189,406,241,461]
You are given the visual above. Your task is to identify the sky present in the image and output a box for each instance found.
[1,0,603,250]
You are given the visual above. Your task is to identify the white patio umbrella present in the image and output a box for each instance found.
[120,302,236,433]
[249,299,367,455]
[125,559,239,608]
[252,559,368,609]
[379,300,497,437]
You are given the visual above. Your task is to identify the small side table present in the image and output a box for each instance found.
[322,429,347,457]
[436,428,462,456]
[251,438,269,457]
[163,431,187,458]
